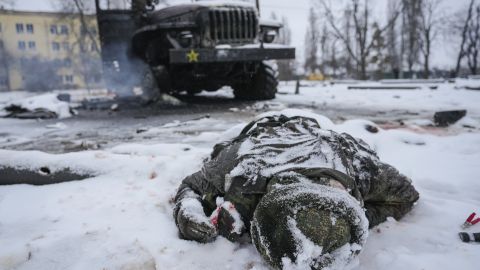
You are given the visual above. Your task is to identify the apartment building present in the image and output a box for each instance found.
[0,9,102,91]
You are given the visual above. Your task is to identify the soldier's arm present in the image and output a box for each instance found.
[174,171,220,243]
[363,163,420,228]
[174,140,242,242]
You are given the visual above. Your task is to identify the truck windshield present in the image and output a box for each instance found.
[175,0,255,5]
[97,0,131,10]
[97,0,255,11]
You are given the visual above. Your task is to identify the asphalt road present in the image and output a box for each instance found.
[0,93,451,154]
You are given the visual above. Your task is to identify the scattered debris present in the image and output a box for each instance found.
[56,94,71,102]
[402,140,427,146]
[250,101,286,112]
[5,106,59,119]
[434,110,467,127]
[60,140,103,152]
[149,171,158,180]
[365,124,379,133]
[349,85,421,90]
[136,128,149,134]
[191,115,211,121]
[3,94,74,119]
[458,232,480,243]
[46,123,68,130]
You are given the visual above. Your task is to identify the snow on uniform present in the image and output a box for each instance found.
[173,115,419,269]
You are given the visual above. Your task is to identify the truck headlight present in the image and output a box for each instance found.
[179,31,194,48]
[262,30,277,44]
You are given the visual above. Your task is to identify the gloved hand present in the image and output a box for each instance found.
[210,201,246,242]
[176,199,218,243]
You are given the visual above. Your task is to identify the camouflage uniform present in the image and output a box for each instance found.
[174,115,419,269]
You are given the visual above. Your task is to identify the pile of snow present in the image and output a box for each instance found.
[455,78,480,89]
[0,109,479,269]
[1,93,73,119]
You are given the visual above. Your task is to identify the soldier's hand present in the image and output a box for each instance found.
[176,203,218,243]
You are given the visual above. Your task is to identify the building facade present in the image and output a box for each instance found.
[0,9,103,91]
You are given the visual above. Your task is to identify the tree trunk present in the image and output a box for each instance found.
[424,38,431,79]
[455,0,475,77]
[360,58,368,80]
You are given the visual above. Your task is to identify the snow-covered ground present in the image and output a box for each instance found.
[0,82,480,270]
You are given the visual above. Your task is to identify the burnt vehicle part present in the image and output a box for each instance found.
[95,0,160,101]
[95,0,295,101]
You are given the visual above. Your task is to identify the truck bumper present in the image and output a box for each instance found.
[169,46,295,64]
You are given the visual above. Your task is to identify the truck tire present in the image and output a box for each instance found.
[233,61,278,100]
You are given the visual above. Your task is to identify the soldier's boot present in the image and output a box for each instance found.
[250,183,369,270]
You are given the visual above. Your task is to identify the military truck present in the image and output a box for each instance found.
[94,0,295,101]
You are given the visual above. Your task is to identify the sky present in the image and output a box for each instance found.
[11,0,471,69]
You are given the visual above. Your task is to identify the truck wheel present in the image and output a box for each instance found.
[233,61,278,100]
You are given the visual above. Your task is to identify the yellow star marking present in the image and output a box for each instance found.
[186,50,199,63]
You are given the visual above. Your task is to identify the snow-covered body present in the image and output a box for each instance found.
[174,114,419,269]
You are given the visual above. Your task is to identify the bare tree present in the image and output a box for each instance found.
[466,5,480,74]
[401,0,423,76]
[0,0,15,9]
[319,0,401,80]
[53,0,102,89]
[454,0,475,76]
[370,23,389,79]
[386,0,401,78]
[304,7,320,74]
[419,0,442,78]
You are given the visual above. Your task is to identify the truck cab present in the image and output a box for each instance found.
[95,0,295,100]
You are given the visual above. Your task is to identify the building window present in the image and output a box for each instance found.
[18,41,26,50]
[26,24,34,34]
[50,25,58,35]
[65,75,74,84]
[52,42,60,51]
[64,58,72,67]
[16,23,24,33]
[62,42,70,51]
[28,41,36,50]
[60,25,69,35]
[0,76,7,86]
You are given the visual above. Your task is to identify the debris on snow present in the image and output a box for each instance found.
[2,93,73,119]
[434,110,467,127]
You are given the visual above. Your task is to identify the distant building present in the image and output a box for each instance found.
[0,9,103,91]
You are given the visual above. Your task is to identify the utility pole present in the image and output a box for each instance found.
[256,0,260,14]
